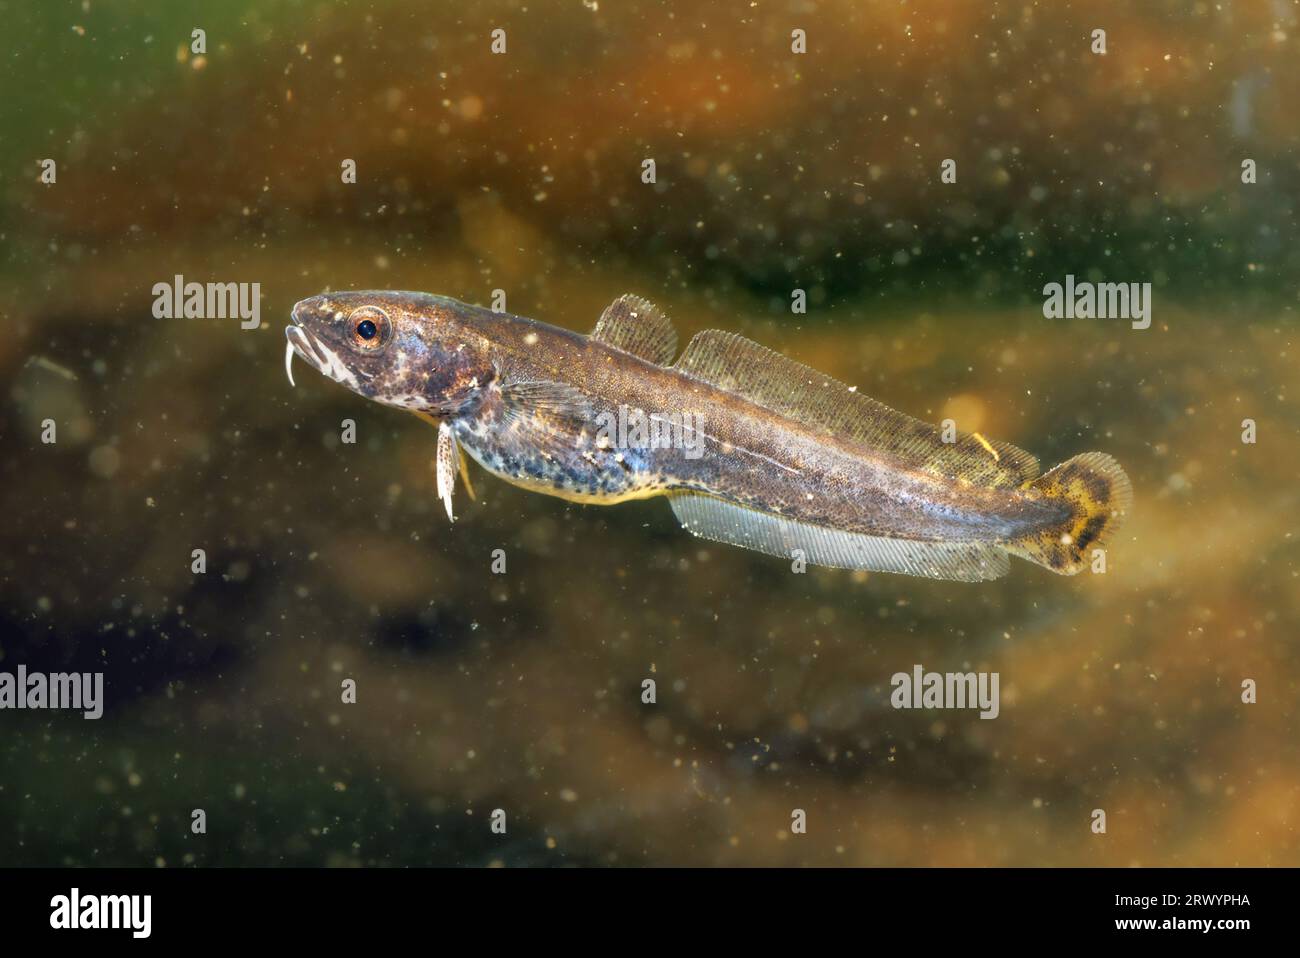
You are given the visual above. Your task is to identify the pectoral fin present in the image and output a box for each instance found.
[489,377,598,464]
[498,379,593,426]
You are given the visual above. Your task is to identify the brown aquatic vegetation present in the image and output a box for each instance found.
[286,291,1132,580]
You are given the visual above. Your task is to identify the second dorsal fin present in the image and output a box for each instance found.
[591,294,678,365]
[673,330,1039,489]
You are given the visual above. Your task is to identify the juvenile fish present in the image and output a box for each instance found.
[285,292,1131,581]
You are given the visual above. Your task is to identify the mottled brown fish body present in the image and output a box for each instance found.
[286,291,1132,580]
[466,313,1064,542]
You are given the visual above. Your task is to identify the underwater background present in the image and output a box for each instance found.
[1,0,1297,866]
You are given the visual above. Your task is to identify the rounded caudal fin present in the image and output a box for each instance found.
[1007,452,1133,575]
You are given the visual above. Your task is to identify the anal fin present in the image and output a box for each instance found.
[669,493,1010,581]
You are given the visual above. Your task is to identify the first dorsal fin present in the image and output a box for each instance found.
[591,294,677,365]
[673,330,1039,488]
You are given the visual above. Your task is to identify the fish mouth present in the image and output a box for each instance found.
[284,322,328,388]
[284,301,373,390]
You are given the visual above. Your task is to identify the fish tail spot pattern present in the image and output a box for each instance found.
[1008,452,1133,575]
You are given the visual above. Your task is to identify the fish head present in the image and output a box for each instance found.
[286,291,494,416]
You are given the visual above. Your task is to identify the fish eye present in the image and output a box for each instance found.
[348,306,391,350]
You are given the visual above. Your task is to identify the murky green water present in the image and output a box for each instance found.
[1,1,1297,866]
